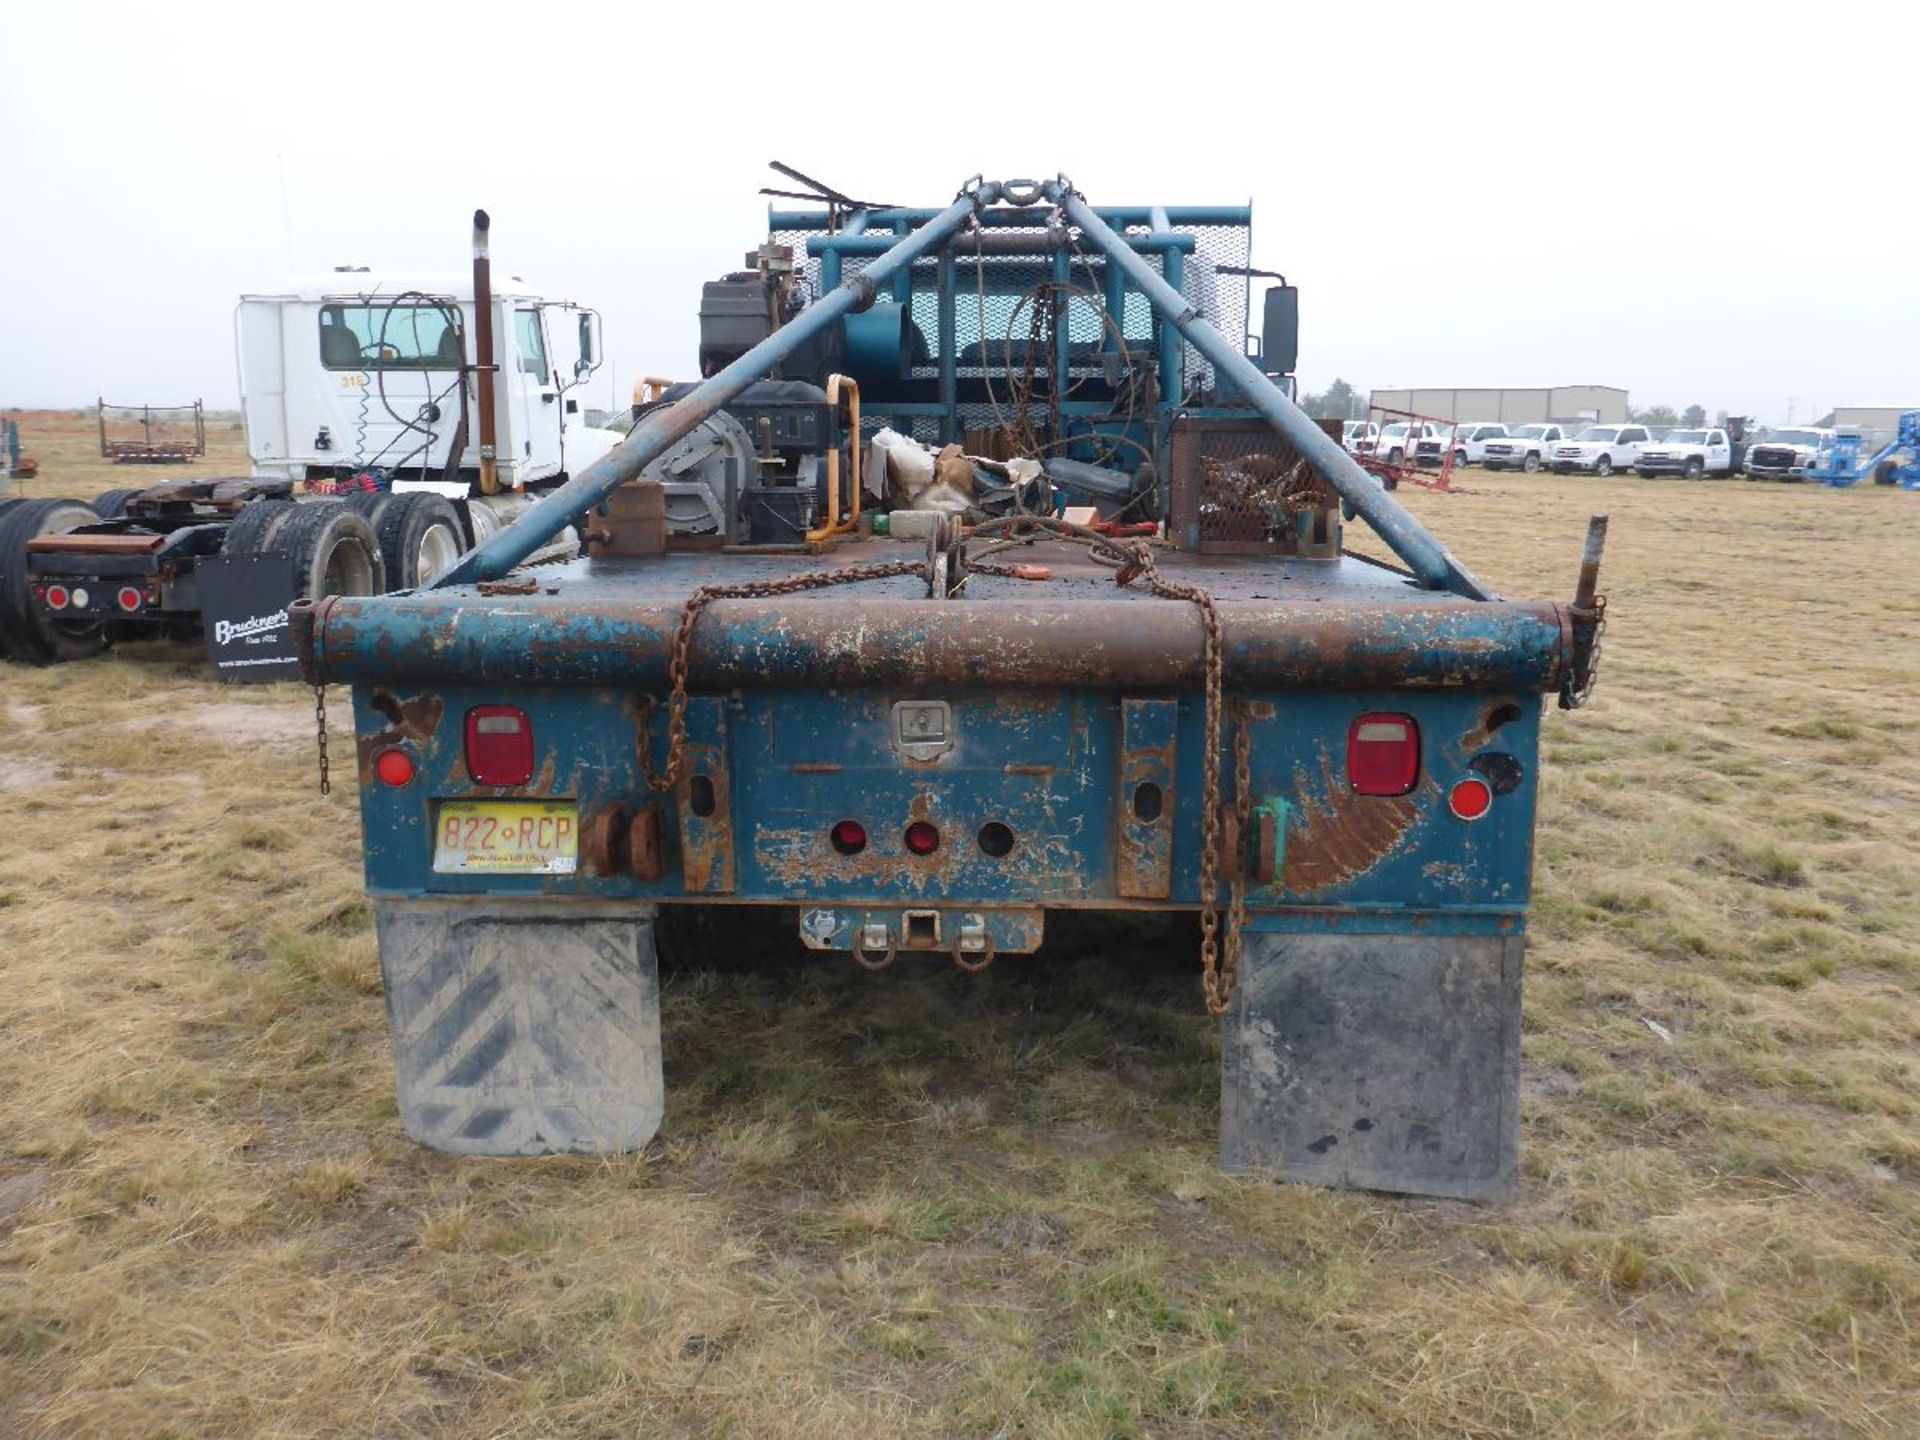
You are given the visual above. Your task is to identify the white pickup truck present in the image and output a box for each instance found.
[1480,423,1569,473]
[1550,424,1652,476]
[1416,422,1509,468]
[1342,420,1379,454]
[1370,421,1444,466]
[1744,427,1834,481]
[1635,427,1737,479]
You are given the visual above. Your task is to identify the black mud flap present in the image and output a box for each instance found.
[374,898,663,1157]
[1220,931,1523,1201]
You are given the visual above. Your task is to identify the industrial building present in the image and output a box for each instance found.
[1368,385,1630,426]
[1821,406,1914,436]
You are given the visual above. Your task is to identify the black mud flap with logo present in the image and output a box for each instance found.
[198,552,301,682]
[1220,930,1523,1202]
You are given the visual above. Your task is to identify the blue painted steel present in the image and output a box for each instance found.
[806,232,1197,257]
[936,249,957,443]
[1809,411,1920,489]
[353,682,1541,941]
[1050,184,1490,600]
[770,204,1254,231]
[431,187,999,588]
[1160,243,1185,414]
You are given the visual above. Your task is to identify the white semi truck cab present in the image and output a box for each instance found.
[236,270,620,491]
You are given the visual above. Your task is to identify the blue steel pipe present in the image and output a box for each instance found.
[771,204,1252,232]
[431,186,998,588]
[805,231,1196,257]
[1049,184,1490,600]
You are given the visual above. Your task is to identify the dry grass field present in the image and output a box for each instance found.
[2,414,1918,1437]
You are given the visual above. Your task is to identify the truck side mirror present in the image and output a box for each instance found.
[578,313,596,366]
[1261,285,1299,378]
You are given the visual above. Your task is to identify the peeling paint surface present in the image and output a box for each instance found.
[350,682,1542,929]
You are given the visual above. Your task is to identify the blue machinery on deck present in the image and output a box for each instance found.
[432,176,1487,598]
[1808,411,1920,489]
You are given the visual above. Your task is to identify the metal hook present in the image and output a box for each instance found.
[951,932,996,974]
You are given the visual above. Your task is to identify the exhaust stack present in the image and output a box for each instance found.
[472,209,499,496]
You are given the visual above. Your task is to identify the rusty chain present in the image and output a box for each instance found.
[1125,553,1242,1017]
[640,560,928,791]
[312,683,331,797]
[1222,709,1252,1014]
[1560,594,1607,710]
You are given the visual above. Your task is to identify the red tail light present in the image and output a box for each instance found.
[45,585,70,611]
[117,586,144,612]
[830,820,867,855]
[465,705,534,787]
[1449,776,1494,821]
[904,821,941,855]
[374,747,417,787]
[1347,713,1420,796]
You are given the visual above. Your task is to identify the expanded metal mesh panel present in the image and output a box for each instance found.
[1127,222,1251,390]
[1167,418,1342,557]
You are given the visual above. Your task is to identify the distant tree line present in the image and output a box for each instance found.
[1631,403,1711,428]
[1300,378,1363,420]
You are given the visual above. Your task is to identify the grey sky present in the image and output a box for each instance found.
[4,0,1912,425]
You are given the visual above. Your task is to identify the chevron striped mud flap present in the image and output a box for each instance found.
[1220,930,1523,1202]
[374,898,663,1157]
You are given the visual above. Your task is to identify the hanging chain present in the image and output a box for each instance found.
[964,515,1249,1015]
[1560,593,1607,710]
[640,560,928,792]
[312,683,331,797]
[1128,558,1240,1017]
[1221,709,1252,1014]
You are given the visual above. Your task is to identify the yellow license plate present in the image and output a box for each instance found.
[433,801,579,875]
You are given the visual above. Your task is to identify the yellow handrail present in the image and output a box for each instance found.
[806,373,861,545]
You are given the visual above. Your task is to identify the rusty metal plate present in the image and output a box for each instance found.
[1116,697,1177,899]
[25,532,167,555]
[675,696,735,894]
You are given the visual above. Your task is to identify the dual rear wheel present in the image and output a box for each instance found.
[0,498,113,664]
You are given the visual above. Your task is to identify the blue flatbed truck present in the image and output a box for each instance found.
[292,176,1606,1201]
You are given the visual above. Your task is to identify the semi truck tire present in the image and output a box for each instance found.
[374,493,465,589]
[342,490,395,532]
[0,498,110,665]
[90,488,144,520]
[273,501,385,601]
[222,498,299,558]
[374,899,664,1156]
